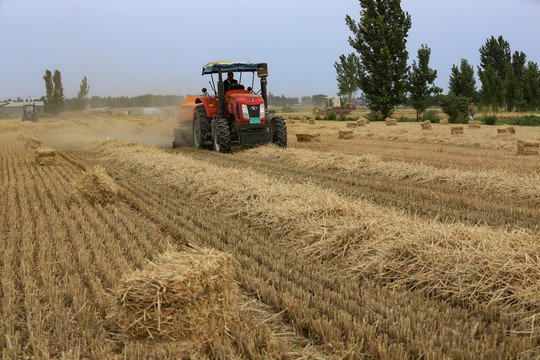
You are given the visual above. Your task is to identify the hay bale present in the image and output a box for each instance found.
[71,165,117,204]
[517,140,539,155]
[111,248,238,343]
[296,133,321,142]
[308,119,315,124]
[440,119,449,125]
[287,120,295,124]
[421,120,432,130]
[26,137,41,149]
[35,147,56,166]
[468,120,482,129]
[497,126,516,134]
[385,119,398,126]
[300,119,308,124]
[346,122,357,128]
[338,130,354,140]
[356,119,366,126]
[451,126,464,135]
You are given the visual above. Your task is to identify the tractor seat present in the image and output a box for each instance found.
[228,84,244,91]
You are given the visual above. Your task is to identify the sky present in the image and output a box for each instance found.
[1,0,539,101]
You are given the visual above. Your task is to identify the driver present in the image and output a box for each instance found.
[224,72,238,93]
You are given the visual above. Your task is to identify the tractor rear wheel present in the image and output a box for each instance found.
[193,106,211,149]
[271,117,287,148]
[212,117,231,153]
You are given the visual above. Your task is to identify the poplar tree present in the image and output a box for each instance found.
[334,53,361,105]
[345,0,412,120]
[448,58,476,99]
[408,44,441,121]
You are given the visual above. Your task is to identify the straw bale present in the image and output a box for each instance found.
[439,119,449,125]
[111,248,239,344]
[356,119,366,126]
[517,140,539,155]
[300,119,308,123]
[71,165,118,204]
[346,122,357,128]
[287,120,295,124]
[421,120,432,130]
[385,119,398,126]
[296,133,321,142]
[35,147,57,166]
[497,126,515,134]
[468,120,482,129]
[338,130,354,140]
[308,119,315,124]
[26,137,42,149]
[451,126,464,135]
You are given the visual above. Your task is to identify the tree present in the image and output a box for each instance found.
[51,70,65,114]
[523,61,540,110]
[448,58,476,98]
[74,76,90,111]
[440,94,470,123]
[408,44,441,121]
[345,0,412,120]
[479,64,498,110]
[334,53,361,104]
[43,70,53,113]
[478,36,511,108]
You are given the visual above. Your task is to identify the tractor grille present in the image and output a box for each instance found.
[247,105,260,118]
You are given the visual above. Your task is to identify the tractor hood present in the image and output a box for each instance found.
[228,93,264,106]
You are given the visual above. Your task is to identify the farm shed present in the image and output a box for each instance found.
[0,101,44,115]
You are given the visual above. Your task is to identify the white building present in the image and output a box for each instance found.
[0,101,45,115]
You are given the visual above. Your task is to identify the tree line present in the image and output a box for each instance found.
[335,0,540,122]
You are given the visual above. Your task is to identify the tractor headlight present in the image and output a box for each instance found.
[242,104,249,119]
[260,105,265,119]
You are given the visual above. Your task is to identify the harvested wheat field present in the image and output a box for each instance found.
[0,112,539,359]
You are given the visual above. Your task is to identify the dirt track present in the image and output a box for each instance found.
[0,113,539,358]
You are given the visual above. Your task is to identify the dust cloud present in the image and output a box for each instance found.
[21,111,179,151]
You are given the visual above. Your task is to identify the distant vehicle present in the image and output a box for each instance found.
[173,61,287,153]
[22,103,38,122]
[313,97,351,116]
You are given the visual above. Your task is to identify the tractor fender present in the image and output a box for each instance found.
[177,96,219,125]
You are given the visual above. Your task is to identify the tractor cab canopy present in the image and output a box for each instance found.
[202,61,258,75]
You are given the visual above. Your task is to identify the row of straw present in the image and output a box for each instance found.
[240,145,540,201]
[102,141,540,327]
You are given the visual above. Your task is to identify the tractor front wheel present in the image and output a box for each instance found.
[212,117,231,153]
[271,117,287,148]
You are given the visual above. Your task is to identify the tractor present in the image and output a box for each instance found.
[173,61,287,153]
[21,103,38,122]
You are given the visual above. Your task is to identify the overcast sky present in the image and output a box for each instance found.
[1,0,539,100]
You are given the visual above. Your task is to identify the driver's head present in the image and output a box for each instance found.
[227,72,234,80]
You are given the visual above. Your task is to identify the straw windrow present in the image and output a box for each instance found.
[103,141,540,322]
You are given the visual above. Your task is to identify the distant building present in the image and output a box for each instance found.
[0,101,45,115]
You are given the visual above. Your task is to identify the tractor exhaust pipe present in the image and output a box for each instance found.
[218,70,225,116]
[257,63,268,110]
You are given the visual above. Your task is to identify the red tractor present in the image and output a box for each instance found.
[173,61,287,153]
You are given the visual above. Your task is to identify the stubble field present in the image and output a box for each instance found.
[0,110,539,359]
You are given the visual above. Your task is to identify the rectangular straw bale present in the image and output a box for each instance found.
[517,140,539,155]
[346,122,357,128]
[71,165,117,204]
[356,119,366,126]
[497,126,515,134]
[440,119,449,125]
[385,119,398,126]
[296,133,321,142]
[468,120,482,129]
[35,147,57,166]
[338,130,354,139]
[26,137,41,149]
[451,126,464,135]
[421,120,432,130]
[112,248,238,342]
[308,119,315,124]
